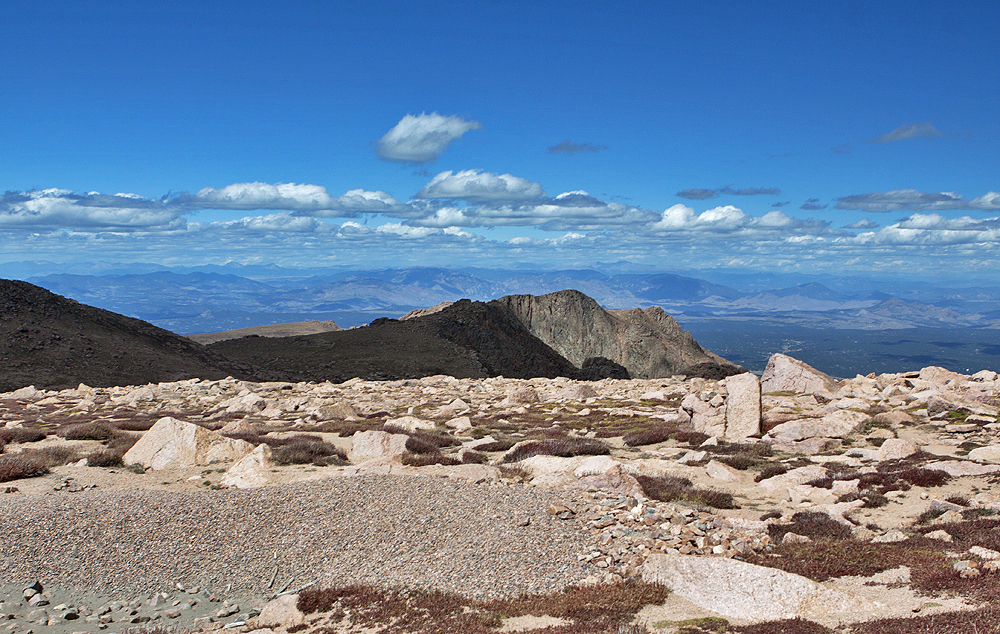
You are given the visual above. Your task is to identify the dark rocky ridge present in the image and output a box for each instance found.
[0,279,252,392]
[208,299,628,383]
[1,281,737,390]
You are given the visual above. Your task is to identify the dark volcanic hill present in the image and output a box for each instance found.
[207,299,626,383]
[210,292,742,383]
[0,279,253,392]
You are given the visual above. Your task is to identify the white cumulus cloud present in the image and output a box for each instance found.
[176,182,404,216]
[0,189,186,231]
[416,169,545,202]
[375,112,482,164]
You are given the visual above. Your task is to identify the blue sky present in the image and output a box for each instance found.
[2,0,998,280]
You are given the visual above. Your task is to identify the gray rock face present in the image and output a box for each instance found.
[494,290,743,380]
[761,353,839,394]
[641,554,870,621]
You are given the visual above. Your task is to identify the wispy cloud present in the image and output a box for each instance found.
[406,190,658,231]
[771,201,790,208]
[0,189,186,231]
[800,198,827,210]
[547,140,607,154]
[415,169,545,202]
[375,112,482,164]
[843,219,879,230]
[832,143,852,155]
[868,121,944,144]
[676,186,781,200]
[676,188,718,200]
[836,189,1000,212]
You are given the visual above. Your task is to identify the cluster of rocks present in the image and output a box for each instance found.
[0,580,257,632]
[565,492,771,584]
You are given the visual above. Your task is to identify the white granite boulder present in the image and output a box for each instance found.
[123,417,255,471]
[761,353,839,394]
[767,410,868,442]
[221,443,274,489]
[349,430,409,462]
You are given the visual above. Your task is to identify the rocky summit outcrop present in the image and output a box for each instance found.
[495,290,744,380]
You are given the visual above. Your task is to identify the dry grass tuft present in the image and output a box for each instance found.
[0,455,49,482]
[296,580,670,634]
[271,438,347,466]
[400,452,461,467]
[501,438,610,463]
[635,474,737,509]
[622,425,676,447]
[767,512,853,542]
[0,427,48,444]
[61,422,117,441]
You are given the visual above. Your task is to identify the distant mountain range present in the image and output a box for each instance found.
[0,282,740,391]
[18,265,1000,334]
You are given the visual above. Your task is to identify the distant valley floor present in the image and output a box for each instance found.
[685,322,1000,378]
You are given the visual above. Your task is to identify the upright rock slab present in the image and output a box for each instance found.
[221,443,274,488]
[724,372,761,439]
[349,430,409,462]
[761,353,839,394]
[123,417,254,470]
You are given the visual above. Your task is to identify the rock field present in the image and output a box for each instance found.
[3,352,1000,633]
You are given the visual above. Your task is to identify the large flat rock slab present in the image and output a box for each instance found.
[641,554,870,622]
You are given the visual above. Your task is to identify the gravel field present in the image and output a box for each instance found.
[0,475,597,602]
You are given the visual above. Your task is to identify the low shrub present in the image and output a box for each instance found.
[501,438,610,463]
[0,428,47,444]
[755,464,789,482]
[272,439,347,466]
[30,446,78,467]
[110,418,158,432]
[497,464,531,481]
[61,422,116,441]
[0,455,49,482]
[472,440,515,453]
[296,580,673,633]
[767,512,853,542]
[673,431,711,446]
[404,436,441,454]
[730,619,833,634]
[623,425,676,447]
[898,467,950,488]
[636,474,737,509]
[849,606,1000,634]
[526,427,569,439]
[86,449,124,467]
[400,452,461,467]
[460,450,487,465]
